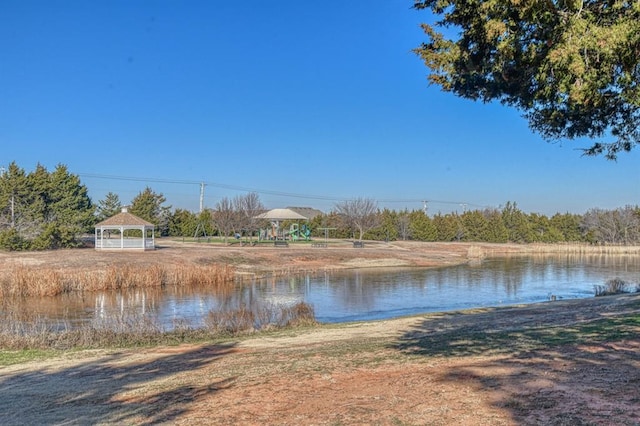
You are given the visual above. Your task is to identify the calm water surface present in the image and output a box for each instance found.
[5,254,640,329]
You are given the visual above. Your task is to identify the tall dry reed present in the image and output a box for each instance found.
[205,302,316,335]
[526,244,640,255]
[0,262,236,298]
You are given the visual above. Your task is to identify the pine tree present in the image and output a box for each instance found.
[130,187,171,236]
[96,192,122,222]
[409,210,437,241]
[31,164,95,249]
[0,162,32,249]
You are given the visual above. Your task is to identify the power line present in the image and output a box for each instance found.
[79,172,351,201]
[78,172,490,209]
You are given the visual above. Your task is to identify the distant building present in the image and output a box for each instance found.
[286,206,324,221]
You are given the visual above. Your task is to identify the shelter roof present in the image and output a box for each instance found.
[255,208,308,220]
[95,210,154,227]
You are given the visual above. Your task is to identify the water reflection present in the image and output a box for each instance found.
[2,254,639,329]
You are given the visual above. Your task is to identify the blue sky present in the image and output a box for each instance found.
[2,1,638,216]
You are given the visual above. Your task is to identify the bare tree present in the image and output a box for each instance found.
[334,197,380,241]
[582,206,640,244]
[233,192,265,241]
[397,210,411,241]
[213,197,238,244]
[616,206,640,244]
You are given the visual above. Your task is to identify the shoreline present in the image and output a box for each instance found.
[3,238,640,273]
[1,241,639,424]
[1,240,639,297]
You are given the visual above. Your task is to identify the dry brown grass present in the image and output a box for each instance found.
[204,302,317,335]
[525,243,640,255]
[0,263,236,297]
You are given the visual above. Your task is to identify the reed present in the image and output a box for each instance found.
[594,278,633,297]
[525,244,640,255]
[0,262,236,297]
[0,301,317,350]
[204,302,317,335]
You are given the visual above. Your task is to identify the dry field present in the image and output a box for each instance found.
[1,240,639,425]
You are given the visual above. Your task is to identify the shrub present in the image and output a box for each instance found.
[0,229,30,251]
[204,302,316,335]
[594,278,629,297]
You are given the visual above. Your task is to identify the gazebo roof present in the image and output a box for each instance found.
[95,209,154,227]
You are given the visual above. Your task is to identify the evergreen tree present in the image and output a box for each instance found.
[168,208,199,237]
[96,192,122,222]
[0,162,31,234]
[432,213,462,241]
[550,213,585,242]
[367,209,399,241]
[27,163,50,228]
[130,187,171,236]
[460,210,490,242]
[482,209,509,243]
[528,213,564,243]
[30,164,94,249]
[48,164,95,229]
[414,0,640,159]
[502,202,534,243]
[409,210,437,241]
[0,163,32,249]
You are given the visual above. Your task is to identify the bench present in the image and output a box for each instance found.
[311,242,327,248]
[353,241,364,248]
[274,240,289,247]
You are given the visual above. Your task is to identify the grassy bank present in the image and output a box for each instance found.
[0,301,317,355]
[2,293,639,365]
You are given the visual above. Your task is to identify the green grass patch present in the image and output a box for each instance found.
[395,313,640,358]
[0,349,58,366]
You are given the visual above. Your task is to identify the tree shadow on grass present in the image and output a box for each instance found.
[392,294,640,424]
[0,343,237,425]
[395,294,640,357]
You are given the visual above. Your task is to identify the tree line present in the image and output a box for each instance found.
[1,162,639,250]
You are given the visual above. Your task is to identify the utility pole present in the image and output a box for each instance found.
[194,182,208,239]
[199,182,205,213]
[422,200,428,215]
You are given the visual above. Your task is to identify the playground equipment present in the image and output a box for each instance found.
[254,208,309,242]
[288,223,311,241]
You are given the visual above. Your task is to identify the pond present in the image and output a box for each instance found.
[3,254,640,330]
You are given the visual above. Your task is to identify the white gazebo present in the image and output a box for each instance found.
[94,207,156,250]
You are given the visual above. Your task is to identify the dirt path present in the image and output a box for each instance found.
[1,241,639,425]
